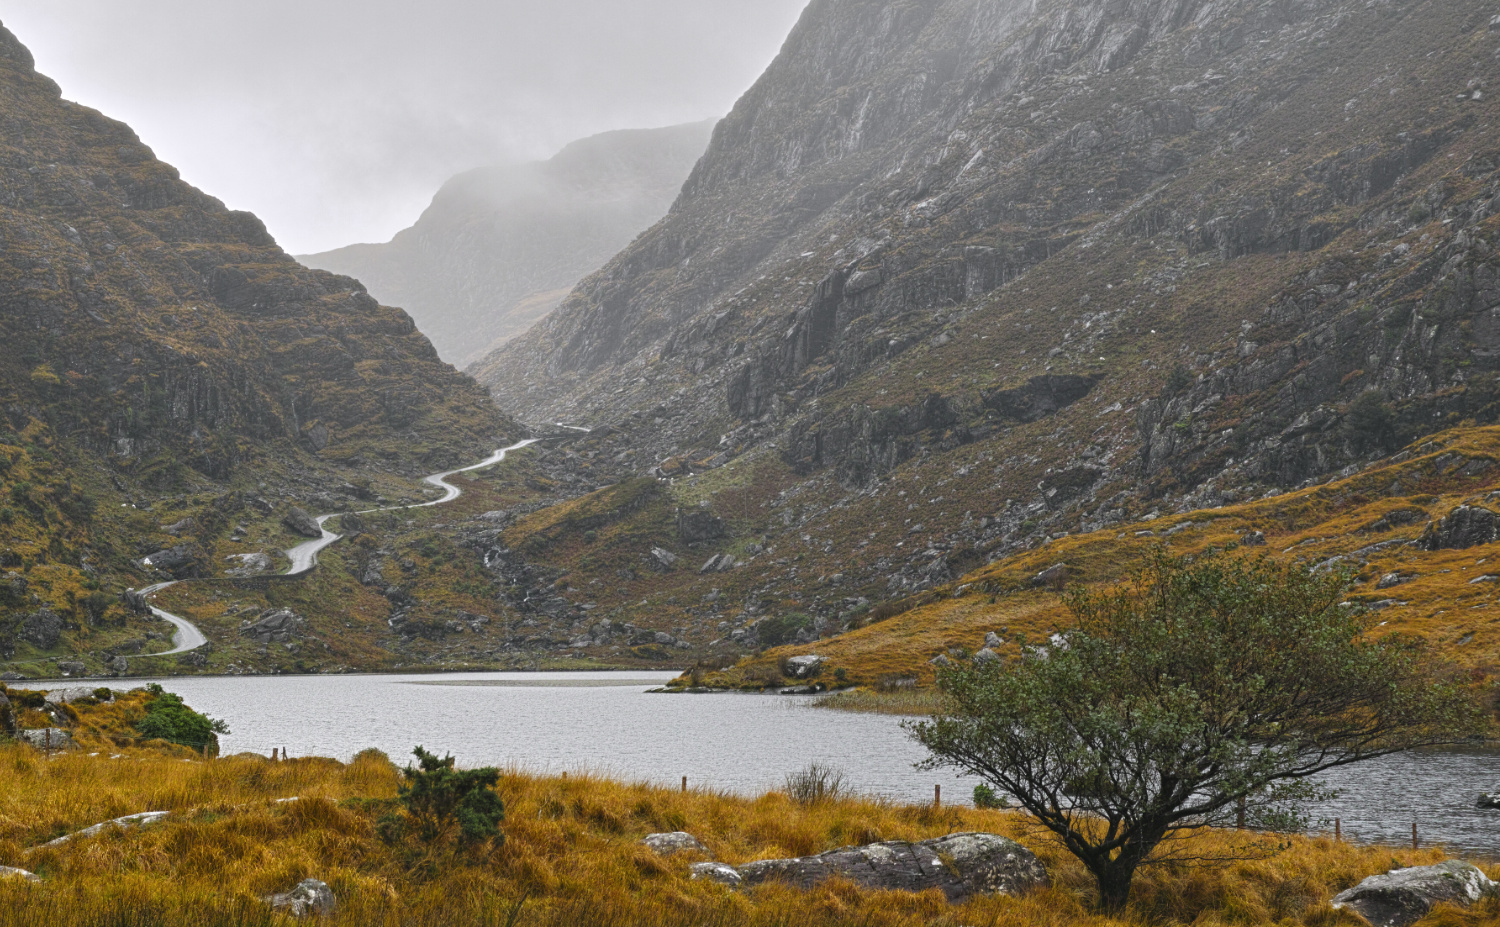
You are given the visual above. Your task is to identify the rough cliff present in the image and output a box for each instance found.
[302,122,715,366]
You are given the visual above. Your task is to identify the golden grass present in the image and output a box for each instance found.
[0,745,1495,926]
[812,688,949,716]
[712,425,1500,691]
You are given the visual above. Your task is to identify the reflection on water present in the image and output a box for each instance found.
[34,672,1500,854]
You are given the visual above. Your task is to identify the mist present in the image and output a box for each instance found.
[3,0,808,254]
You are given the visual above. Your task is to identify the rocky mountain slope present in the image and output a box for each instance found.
[452,0,1500,669]
[300,122,715,366]
[0,21,521,675]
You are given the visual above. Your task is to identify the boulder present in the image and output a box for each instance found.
[1419,506,1500,551]
[0,671,26,681]
[18,728,74,750]
[641,832,712,857]
[108,656,128,676]
[162,517,194,536]
[0,866,39,882]
[973,647,1001,665]
[266,878,337,917]
[1,570,26,602]
[55,661,87,677]
[282,507,323,539]
[649,547,679,571]
[1478,791,1500,810]
[726,833,1046,903]
[1240,531,1267,546]
[930,654,953,668]
[677,508,728,543]
[784,655,825,678]
[18,608,62,649]
[1031,563,1068,588]
[1376,573,1408,590]
[42,811,170,847]
[44,686,98,703]
[984,631,1004,649]
[1331,860,1497,927]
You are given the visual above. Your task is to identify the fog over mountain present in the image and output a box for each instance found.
[1,0,807,254]
[300,122,715,366]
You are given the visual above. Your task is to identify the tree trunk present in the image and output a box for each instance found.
[1095,861,1138,913]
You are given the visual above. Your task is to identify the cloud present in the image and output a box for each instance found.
[4,0,808,253]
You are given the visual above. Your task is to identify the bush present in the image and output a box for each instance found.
[134,684,229,751]
[381,746,505,848]
[784,762,846,806]
[757,612,811,648]
[972,783,1008,809]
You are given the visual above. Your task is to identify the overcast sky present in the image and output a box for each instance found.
[3,0,808,254]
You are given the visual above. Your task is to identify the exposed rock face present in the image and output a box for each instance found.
[467,0,1500,598]
[702,833,1046,903]
[266,879,337,918]
[225,552,274,577]
[18,727,74,750]
[1419,506,1500,551]
[677,508,728,544]
[17,608,62,649]
[784,655,825,678]
[1331,861,1497,927]
[140,544,203,579]
[43,811,170,847]
[0,866,39,882]
[302,122,714,365]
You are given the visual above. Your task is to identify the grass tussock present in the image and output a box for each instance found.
[812,688,949,716]
[0,744,1495,926]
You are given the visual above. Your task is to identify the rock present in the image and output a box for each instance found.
[732,833,1046,902]
[139,543,201,577]
[225,552,274,577]
[1331,860,1497,927]
[717,554,737,572]
[339,512,365,535]
[778,684,824,695]
[649,547,678,571]
[677,508,728,543]
[973,647,1001,665]
[1376,573,1408,590]
[44,686,98,703]
[930,654,953,668]
[691,861,743,886]
[109,656,128,675]
[641,832,712,857]
[266,878,337,918]
[984,631,1004,649]
[1478,791,1500,810]
[700,554,723,574]
[1419,506,1500,551]
[784,655,825,678]
[282,507,323,539]
[18,608,63,649]
[18,727,74,750]
[0,671,26,681]
[240,608,305,645]
[42,811,171,848]
[1471,574,1499,584]
[55,661,87,677]
[163,517,194,536]
[0,866,39,882]
[1240,531,1267,546]
[1,570,27,601]
[1031,563,1068,588]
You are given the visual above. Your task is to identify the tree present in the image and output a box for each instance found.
[389,747,505,847]
[908,549,1485,912]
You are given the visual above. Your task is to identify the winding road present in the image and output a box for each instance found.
[136,439,539,657]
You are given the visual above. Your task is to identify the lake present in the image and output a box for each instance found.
[28,671,1500,855]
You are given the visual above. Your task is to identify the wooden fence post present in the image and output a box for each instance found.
[1412,822,1418,851]
[1335,818,1341,842]
[681,775,687,793]
[934,784,941,809]
[1236,797,1246,830]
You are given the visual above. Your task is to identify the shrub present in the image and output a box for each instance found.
[972,783,1008,809]
[784,762,846,806]
[381,746,505,848]
[757,612,812,648]
[134,684,229,752]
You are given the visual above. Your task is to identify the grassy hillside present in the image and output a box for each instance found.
[0,739,1495,925]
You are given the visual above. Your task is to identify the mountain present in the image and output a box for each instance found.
[457,0,1500,672]
[300,122,716,366]
[0,20,519,674]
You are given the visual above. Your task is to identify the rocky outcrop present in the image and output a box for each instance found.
[1478,790,1500,810]
[783,655,825,679]
[18,727,73,750]
[41,811,169,847]
[0,866,39,882]
[1419,506,1500,551]
[692,833,1046,903]
[239,608,305,645]
[17,608,62,649]
[265,878,337,918]
[1331,861,1497,927]
[677,508,727,544]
